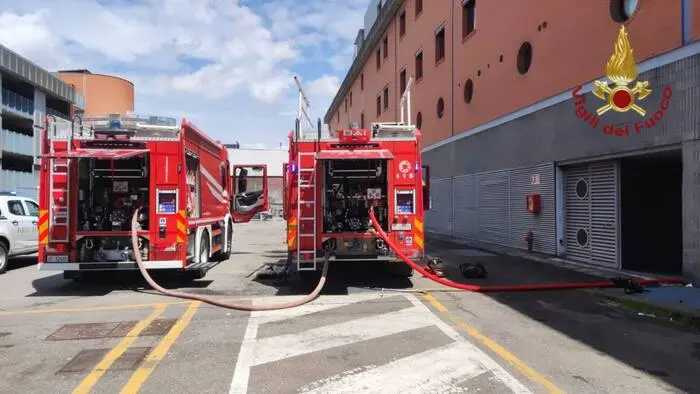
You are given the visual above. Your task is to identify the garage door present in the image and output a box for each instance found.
[564,161,619,268]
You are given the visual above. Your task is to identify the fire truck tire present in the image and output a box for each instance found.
[199,232,210,265]
[218,220,233,261]
[0,242,8,274]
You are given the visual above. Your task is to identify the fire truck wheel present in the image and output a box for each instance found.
[199,232,210,265]
[218,220,233,261]
[0,242,8,274]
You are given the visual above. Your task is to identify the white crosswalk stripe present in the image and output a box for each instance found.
[229,293,531,394]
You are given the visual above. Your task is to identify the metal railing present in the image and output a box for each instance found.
[1,88,34,116]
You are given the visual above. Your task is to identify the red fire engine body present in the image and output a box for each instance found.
[37,114,267,279]
[283,121,430,276]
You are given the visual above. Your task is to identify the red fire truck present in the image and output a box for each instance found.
[38,114,268,280]
[283,77,430,277]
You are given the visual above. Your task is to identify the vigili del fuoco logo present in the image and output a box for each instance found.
[571,26,672,137]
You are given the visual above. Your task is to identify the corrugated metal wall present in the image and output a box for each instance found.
[426,163,556,254]
[425,178,452,235]
[563,161,619,268]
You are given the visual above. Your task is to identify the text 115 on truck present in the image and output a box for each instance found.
[38,114,269,280]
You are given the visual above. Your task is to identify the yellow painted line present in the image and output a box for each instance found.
[119,302,201,393]
[0,297,254,316]
[0,301,189,316]
[72,304,167,394]
[420,294,564,394]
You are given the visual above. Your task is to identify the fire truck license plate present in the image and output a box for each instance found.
[47,255,69,263]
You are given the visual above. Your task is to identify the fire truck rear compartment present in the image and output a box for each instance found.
[322,158,389,258]
[75,155,150,263]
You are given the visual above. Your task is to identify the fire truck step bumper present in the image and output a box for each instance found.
[39,260,183,271]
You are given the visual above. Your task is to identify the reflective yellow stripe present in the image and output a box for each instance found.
[414,218,423,232]
[287,217,297,248]
[414,235,424,248]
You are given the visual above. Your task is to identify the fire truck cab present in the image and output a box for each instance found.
[38,114,268,280]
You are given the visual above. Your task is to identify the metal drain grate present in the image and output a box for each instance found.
[58,347,152,373]
[46,319,177,341]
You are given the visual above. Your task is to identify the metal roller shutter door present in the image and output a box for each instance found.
[477,171,510,245]
[452,174,478,241]
[425,178,452,235]
[564,161,619,268]
[508,163,557,255]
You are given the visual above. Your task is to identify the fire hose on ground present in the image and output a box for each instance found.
[130,209,329,311]
[367,207,685,292]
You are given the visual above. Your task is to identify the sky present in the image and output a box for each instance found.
[0,0,370,149]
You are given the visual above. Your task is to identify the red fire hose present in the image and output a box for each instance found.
[130,209,329,311]
[368,207,684,292]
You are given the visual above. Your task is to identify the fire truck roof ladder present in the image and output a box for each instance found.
[293,75,319,271]
[370,76,417,137]
[46,115,73,243]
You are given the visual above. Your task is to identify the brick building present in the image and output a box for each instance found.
[324,0,700,280]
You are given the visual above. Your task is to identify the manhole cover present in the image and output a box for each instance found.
[58,347,152,373]
[46,319,177,341]
[47,322,121,341]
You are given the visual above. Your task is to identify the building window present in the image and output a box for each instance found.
[376,95,382,116]
[399,10,406,37]
[610,0,639,23]
[416,111,422,129]
[462,0,476,38]
[464,79,474,103]
[337,111,340,123]
[376,48,381,70]
[349,91,353,107]
[383,86,389,110]
[400,69,407,95]
[361,112,365,129]
[344,98,348,113]
[415,50,423,80]
[436,97,445,118]
[435,26,446,63]
[517,41,533,74]
[383,36,388,58]
[360,73,364,90]
[415,0,423,17]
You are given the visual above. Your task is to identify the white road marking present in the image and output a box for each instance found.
[297,342,490,394]
[228,294,531,394]
[252,306,431,366]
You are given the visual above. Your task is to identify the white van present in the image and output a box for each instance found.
[0,192,39,273]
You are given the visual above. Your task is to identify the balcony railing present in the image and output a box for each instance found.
[1,88,34,117]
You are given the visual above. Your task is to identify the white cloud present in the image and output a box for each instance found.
[0,0,369,146]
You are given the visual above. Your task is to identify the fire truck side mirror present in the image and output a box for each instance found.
[422,165,431,211]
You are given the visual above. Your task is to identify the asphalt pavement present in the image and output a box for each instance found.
[0,219,698,394]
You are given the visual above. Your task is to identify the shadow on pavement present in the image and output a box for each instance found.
[425,237,700,393]
[6,254,38,272]
[252,260,414,296]
[28,270,214,297]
